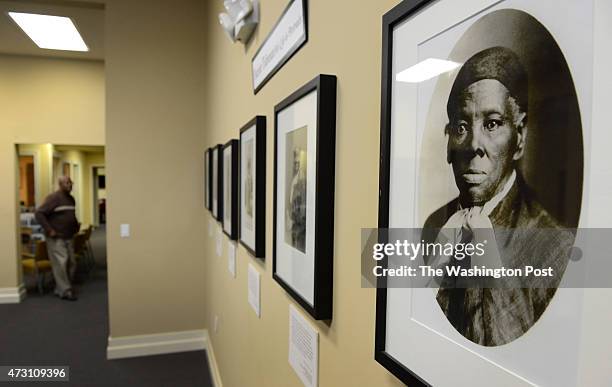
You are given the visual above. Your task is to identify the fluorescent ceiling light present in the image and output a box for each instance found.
[8,12,88,52]
[396,58,461,83]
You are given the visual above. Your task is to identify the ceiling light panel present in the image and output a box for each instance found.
[8,12,88,52]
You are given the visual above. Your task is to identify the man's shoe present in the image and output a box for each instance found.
[60,292,78,301]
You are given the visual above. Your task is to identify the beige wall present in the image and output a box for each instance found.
[199,1,405,386]
[0,55,104,288]
[105,0,207,337]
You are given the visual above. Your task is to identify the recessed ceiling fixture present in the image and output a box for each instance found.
[396,58,461,83]
[8,12,88,52]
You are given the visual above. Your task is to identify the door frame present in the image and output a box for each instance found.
[17,149,41,208]
[91,164,105,227]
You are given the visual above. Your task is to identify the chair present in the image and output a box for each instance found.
[21,227,33,253]
[73,232,91,276]
[82,225,96,270]
[21,226,32,240]
[22,240,52,294]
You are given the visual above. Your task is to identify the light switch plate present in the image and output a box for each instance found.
[120,224,130,238]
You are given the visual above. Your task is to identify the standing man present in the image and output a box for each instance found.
[35,176,80,301]
[288,148,307,253]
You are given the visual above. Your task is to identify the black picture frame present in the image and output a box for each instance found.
[272,74,337,320]
[214,143,224,222]
[373,0,601,385]
[375,1,442,387]
[222,140,239,240]
[251,0,308,94]
[205,148,212,211]
[239,116,267,258]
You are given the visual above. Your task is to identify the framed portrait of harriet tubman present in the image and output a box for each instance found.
[273,74,337,320]
[223,140,239,240]
[239,116,266,258]
[375,0,599,386]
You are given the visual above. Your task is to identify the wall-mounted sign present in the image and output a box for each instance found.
[251,0,307,94]
[289,305,318,387]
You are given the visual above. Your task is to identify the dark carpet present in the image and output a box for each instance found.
[0,225,213,387]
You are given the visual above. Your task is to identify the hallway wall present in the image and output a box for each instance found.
[196,1,612,386]
[199,0,404,386]
[104,0,207,337]
[0,55,104,289]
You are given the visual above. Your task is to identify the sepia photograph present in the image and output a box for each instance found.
[284,126,308,253]
[418,8,582,347]
[243,138,254,231]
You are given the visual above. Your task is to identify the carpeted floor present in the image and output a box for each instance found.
[0,225,213,387]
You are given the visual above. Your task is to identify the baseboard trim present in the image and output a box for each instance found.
[18,283,26,301]
[203,329,223,387]
[107,329,223,386]
[107,329,206,360]
[0,285,25,304]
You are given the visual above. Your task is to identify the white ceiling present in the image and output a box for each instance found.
[0,0,104,61]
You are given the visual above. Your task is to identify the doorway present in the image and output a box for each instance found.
[17,144,106,293]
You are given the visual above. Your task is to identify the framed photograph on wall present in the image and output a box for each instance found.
[223,140,239,240]
[205,148,212,210]
[212,144,223,222]
[273,74,337,320]
[375,0,596,386]
[239,116,266,258]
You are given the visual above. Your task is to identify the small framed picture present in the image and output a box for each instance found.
[212,144,223,222]
[204,148,212,210]
[222,140,239,239]
[239,116,267,258]
[273,74,337,320]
